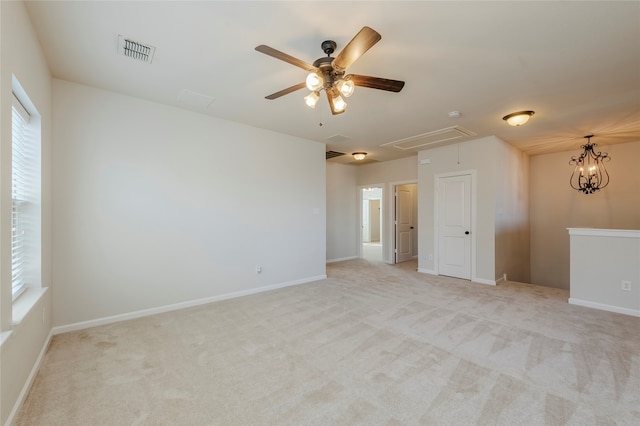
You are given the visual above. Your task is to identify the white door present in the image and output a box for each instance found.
[369,199,381,242]
[438,174,471,279]
[395,185,414,263]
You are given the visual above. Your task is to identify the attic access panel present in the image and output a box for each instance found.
[382,126,477,150]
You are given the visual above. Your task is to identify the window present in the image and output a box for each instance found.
[11,84,41,301]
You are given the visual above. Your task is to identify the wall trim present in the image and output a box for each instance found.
[418,268,496,286]
[568,298,640,317]
[495,274,507,284]
[326,256,358,264]
[5,329,53,426]
[53,274,327,335]
[472,277,497,286]
[567,228,640,238]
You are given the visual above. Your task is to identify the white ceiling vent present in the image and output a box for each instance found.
[325,134,351,143]
[326,150,346,160]
[381,126,477,150]
[178,89,215,109]
[118,35,156,63]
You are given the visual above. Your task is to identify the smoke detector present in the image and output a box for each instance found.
[118,35,156,63]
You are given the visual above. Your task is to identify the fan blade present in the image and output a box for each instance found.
[333,26,381,72]
[265,82,307,100]
[350,74,405,92]
[255,45,317,72]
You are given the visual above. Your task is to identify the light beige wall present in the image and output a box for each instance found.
[356,156,417,186]
[495,139,530,283]
[568,229,639,315]
[326,162,357,262]
[52,79,327,328]
[1,1,53,424]
[418,136,502,283]
[530,140,640,289]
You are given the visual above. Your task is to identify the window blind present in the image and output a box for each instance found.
[11,94,31,300]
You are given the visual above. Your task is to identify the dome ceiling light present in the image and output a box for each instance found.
[502,110,535,126]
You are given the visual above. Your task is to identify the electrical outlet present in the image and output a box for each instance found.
[256,266,262,274]
[621,280,631,292]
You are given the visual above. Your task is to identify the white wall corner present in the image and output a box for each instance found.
[4,329,53,426]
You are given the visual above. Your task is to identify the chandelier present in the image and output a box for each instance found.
[569,135,611,194]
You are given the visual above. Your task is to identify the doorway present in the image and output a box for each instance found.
[360,186,383,261]
[394,183,418,263]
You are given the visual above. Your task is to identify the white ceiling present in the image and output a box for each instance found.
[24,1,640,164]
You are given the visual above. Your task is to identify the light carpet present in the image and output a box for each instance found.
[15,259,640,425]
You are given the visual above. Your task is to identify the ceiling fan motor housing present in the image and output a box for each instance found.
[321,40,337,55]
[312,56,343,90]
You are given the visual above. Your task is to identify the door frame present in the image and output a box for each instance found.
[433,170,477,280]
[391,180,418,264]
[357,184,384,260]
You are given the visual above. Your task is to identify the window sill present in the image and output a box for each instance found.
[1,287,48,348]
[0,330,11,346]
[12,287,48,326]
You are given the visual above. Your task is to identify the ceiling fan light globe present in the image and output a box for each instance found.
[331,93,347,113]
[304,91,320,108]
[338,79,355,97]
[306,72,323,91]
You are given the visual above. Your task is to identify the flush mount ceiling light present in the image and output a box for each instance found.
[569,135,611,194]
[502,110,535,126]
[352,152,367,161]
[255,27,404,115]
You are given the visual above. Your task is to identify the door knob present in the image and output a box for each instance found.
[465,231,470,235]
[410,226,414,229]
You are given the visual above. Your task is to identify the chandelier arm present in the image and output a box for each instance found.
[597,162,610,189]
[570,168,581,191]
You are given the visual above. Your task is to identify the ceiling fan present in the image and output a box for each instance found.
[255,26,405,115]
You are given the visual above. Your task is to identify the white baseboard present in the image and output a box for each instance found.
[417,269,496,286]
[5,329,53,426]
[53,274,327,335]
[472,277,497,286]
[568,298,640,317]
[326,256,358,264]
